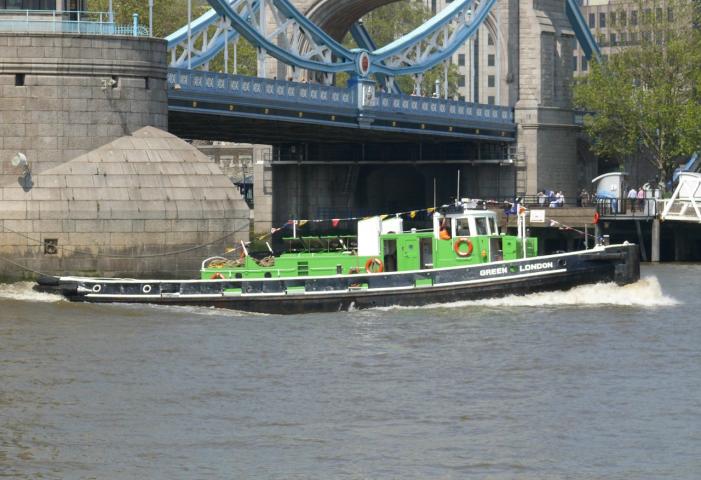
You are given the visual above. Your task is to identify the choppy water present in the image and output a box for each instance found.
[1,265,699,479]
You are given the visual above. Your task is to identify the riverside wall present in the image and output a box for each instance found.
[0,33,249,280]
[0,33,168,183]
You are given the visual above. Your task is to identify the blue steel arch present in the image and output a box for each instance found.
[168,0,599,76]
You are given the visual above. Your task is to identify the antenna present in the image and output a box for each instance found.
[456,169,461,202]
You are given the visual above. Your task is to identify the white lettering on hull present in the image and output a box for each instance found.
[519,261,554,272]
[479,267,508,277]
[479,261,556,277]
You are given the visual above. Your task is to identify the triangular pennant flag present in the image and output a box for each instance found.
[331,218,340,228]
[410,210,417,219]
[380,214,389,220]
[427,208,436,214]
[298,220,308,227]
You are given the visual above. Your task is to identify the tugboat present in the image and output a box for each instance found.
[36,200,640,314]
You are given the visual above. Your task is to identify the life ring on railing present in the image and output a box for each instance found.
[365,257,384,273]
[593,211,600,224]
[211,272,225,280]
[454,237,474,257]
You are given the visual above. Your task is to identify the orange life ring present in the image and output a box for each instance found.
[454,237,474,257]
[211,272,225,280]
[593,211,600,224]
[365,257,384,273]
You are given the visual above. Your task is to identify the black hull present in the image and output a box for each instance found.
[37,245,640,315]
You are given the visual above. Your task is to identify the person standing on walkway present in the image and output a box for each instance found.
[627,186,638,212]
[637,187,645,212]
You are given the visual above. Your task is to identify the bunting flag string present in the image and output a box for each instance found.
[230,200,597,257]
[250,199,519,246]
[547,219,598,239]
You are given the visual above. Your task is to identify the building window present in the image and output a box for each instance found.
[458,76,465,87]
[487,34,494,46]
[656,7,663,20]
[610,33,617,46]
[630,32,638,44]
[589,13,595,28]
[631,10,638,26]
[487,54,495,67]
[487,75,495,88]
[668,7,674,22]
[15,73,25,86]
[599,12,606,29]
[619,11,626,26]
[487,96,495,105]
[573,56,578,71]
[582,57,588,72]
[458,53,465,66]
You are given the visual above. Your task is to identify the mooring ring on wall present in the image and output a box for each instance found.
[142,284,152,294]
[92,284,102,293]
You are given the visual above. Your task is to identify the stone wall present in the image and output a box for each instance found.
[0,33,167,184]
[513,0,579,198]
[0,127,249,280]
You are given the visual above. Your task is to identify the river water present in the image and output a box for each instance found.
[1,264,699,479]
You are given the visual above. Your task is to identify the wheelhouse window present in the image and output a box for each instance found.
[488,217,497,235]
[475,217,488,235]
[456,218,471,236]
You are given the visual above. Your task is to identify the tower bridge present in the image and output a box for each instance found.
[0,0,608,279]
[165,0,599,230]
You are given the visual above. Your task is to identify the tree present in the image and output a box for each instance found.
[573,0,701,186]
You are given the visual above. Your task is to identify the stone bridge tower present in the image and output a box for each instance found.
[502,0,578,198]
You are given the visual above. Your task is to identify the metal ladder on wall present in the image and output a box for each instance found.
[509,145,527,196]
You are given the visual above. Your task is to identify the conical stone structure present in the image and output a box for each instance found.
[0,127,250,280]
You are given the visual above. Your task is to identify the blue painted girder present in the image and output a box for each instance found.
[565,0,601,61]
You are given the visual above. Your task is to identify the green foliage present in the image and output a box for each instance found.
[87,0,209,38]
[573,0,701,183]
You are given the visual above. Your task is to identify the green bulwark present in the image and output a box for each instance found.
[202,232,538,280]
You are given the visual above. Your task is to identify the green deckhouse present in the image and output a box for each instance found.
[202,201,538,280]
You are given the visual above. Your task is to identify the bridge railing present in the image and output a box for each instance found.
[0,9,148,36]
[373,93,514,125]
[168,68,516,129]
[168,68,357,111]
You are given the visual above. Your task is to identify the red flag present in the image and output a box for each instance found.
[331,218,340,228]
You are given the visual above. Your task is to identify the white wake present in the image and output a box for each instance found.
[0,281,65,303]
[375,276,678,311]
